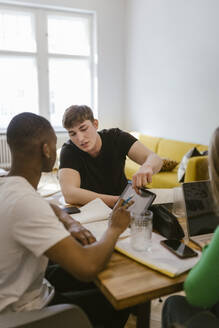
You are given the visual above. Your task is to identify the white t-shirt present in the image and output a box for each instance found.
[0,176,70,313]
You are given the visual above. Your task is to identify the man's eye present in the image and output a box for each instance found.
[81,128,87,131]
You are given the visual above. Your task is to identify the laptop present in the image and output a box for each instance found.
[182,180,219,248]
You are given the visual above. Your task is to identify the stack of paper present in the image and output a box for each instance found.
[116,233,201,277]
[69,198,112,224]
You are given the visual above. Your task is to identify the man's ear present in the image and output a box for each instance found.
[93,119,99,130]
[42,143,50,158]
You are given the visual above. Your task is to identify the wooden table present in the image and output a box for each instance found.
[95,211,201,328]
[95,251,187,328]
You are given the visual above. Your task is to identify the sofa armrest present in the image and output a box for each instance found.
[184,156,209,182]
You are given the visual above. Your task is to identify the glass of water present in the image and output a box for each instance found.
[130,210,153,252]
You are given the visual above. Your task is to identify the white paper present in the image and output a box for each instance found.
[84,220,130,241]
[37,186,61,197]
[59,195,68,206]
[116,232,201,277]
[0,168,8,176]
[69,198,112,224]
[150,188,173,204]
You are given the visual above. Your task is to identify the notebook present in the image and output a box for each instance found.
[182,180,219,248]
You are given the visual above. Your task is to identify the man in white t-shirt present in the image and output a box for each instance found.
[0,112,132,327]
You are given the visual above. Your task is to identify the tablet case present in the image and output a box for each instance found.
[150,204,185,240]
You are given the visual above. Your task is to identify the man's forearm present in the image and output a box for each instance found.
[83,227,121,274]
[63,186,118,208]
[142,153,163,174]
[50,203,75,229]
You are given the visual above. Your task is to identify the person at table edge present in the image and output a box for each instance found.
[59,105,163,207]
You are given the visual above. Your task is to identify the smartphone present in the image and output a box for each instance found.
[114,182,156,214]
[63,206,81,214]
[160,239,198,259]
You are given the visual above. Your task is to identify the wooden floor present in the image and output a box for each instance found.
[125,298,164,328]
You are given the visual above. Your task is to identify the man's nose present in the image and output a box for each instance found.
[77,132,84,143]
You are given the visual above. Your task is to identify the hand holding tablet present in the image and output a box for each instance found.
[115,182,156,215]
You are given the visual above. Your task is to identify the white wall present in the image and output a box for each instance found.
[1,0,125,130]
[125,0,219,145]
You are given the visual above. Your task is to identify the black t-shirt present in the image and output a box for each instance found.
[59,128,137,195]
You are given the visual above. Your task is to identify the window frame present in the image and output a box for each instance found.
[0,2,97,132]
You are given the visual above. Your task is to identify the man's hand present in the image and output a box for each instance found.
[132,165,153,194]
[50,203,96,245]
[67,219,96,246]
[109,199,133,235]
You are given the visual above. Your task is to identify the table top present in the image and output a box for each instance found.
[45,188,192,311]
[95,251,187,310]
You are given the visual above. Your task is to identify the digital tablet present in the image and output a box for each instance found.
[115,182,156,214]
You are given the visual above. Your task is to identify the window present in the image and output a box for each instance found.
[0,5,96,130]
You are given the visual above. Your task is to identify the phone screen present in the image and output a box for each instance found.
[160,239,198,258]
[63,206,81,214]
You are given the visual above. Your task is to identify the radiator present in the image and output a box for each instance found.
[0,135,11,169]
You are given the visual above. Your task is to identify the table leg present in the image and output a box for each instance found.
[135,300,151,328]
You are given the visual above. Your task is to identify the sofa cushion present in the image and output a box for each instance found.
[150,172,181,189]
[157,139,198,162]
[138,134,161,153]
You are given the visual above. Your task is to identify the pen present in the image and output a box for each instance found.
[123,194,135,205]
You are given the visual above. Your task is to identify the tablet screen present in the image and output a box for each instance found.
[115,182,156,214]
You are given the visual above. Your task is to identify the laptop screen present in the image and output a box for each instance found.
[183,180,219,237]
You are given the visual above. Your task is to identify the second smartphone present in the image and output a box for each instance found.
[160,239,198,259]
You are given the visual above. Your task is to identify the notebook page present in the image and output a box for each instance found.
[69,198,112,224]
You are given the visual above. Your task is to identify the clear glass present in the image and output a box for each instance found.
[0,9,36,52]
[0,56,39,129]
[48,14,90,56]
[172,187,186,218]
[49,58,91,128]
[130,210,153,252]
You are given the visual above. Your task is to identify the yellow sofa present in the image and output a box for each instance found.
[125,133,209,188]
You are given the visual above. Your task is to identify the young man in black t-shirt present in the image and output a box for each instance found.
[59,105,163,208]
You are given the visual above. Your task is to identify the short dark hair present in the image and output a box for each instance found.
[7,112,53,150]
[62,105,94,129]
